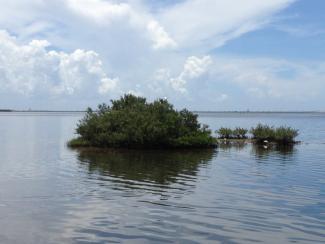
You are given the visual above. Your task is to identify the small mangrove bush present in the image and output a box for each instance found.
[250,124,298,144]
[216,124,298,144]
[217,127,248,139]
[217,127,233,139]
[233,127,248,139]
[68,94,216,149]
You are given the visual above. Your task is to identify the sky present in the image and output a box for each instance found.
[0,0,324,111]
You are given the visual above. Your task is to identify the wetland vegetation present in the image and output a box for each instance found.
[68,95,299,149]
[217,124,299,145]
[68,94,216,149]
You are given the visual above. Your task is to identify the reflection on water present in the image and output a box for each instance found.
[218,141,248,151]
[77,149,215,185]
[0,113,325,243]
[252,144,296,158]
[218,142,296,157]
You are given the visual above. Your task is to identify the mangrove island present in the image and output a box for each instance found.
[68,94,216,149]
[68,94,300,149]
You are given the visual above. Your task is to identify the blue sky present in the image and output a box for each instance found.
[0,0,324,111]
[218,0,325,60]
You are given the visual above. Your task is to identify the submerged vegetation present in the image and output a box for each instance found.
[68,94,216,149]
[217,124,299,144]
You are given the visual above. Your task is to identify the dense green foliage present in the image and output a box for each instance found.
[217,127,248,139]
[250,124,298,143]
[217,127,233,139]
[233,127,248,139]
[216,124,298,144]
[68,94,216,148]
[250,124,275,141]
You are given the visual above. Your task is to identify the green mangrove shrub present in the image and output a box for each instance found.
[217,127,248,139]
[68,94,216,149]
[250,124,298,143]
[216,124,298,144]
[250,124,275,142]
[274,126,299,143]
[233,127,248,139]
[217,127,233,139]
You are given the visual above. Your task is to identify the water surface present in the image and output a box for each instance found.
[0,112,324,243]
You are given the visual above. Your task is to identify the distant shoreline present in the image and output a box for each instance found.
[0,110,324,114]
[194,111,325,114]
[0,110,324,113]
[0,110,86,113]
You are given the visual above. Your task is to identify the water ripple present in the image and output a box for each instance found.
[1,114,325,243]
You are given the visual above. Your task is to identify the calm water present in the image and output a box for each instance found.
[0,112,324,243]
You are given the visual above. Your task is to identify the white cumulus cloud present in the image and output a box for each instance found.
[147,20,177,50]
[0,0,306,109]
[65,0,177,50]
[169,56,212,93]
[66,0,131,23]
[0,30,117,96]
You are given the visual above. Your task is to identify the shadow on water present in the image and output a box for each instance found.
[76,149,216,186]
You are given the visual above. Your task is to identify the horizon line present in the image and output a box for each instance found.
[0,109,324,113]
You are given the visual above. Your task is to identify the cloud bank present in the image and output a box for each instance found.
[0,30,117,97]
[1,0,322,110]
